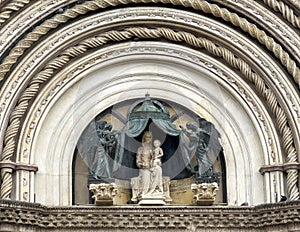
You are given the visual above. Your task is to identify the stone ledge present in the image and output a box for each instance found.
[0,161,39,172]
[0,200,300,231]
[259,162,300,174]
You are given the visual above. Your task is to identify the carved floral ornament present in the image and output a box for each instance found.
[0,0,299,203]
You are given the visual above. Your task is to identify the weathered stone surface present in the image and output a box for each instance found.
[89,183,118,206]
[0,200,300,231]
[138,193,166,205]
[191,182,219,205]
[131,176,172,204]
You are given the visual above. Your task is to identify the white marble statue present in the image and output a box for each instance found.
[149,139,163,194]
[133,132,169,204]
[136,131,153,195]
[136,132,165,196]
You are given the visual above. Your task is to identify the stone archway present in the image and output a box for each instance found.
[21,44,268,205]
[0,4,299,206]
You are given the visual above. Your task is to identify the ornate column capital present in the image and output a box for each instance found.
[0,161,38,172]
[89,183,118,206]
[191,182,219,206]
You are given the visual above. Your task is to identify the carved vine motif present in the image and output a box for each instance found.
[0,26,298,200]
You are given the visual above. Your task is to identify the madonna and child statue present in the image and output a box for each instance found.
[136,132,163,195]
[80,93,222,205]
[133,132,166,204]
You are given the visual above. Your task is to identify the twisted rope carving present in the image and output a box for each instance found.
[0,170,12,199]
[0,0,30,27]
[0,27,298,199]
[288,0,300,11]
[0,0,299,87]
[263,0,300,29]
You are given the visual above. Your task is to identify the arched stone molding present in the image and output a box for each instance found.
[0,6,295,200]
[211,0,300,42]
[0,0,78,50]
[0,0,299,42]
[1,7,299,152]
[16,42,282,205]
[27,57,265,206]
[0,0,299,82]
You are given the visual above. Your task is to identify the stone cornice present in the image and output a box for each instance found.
[0,200,300,230]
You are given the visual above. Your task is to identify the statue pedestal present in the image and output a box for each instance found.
[89,183,118,206]
[131,176,172,204]
[138,193,166,205]
[191,182,219,206]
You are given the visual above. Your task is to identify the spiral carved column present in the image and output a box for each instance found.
[0,160,15,199]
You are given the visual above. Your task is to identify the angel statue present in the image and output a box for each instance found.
[180,118,222,183]
[90,121,118,180]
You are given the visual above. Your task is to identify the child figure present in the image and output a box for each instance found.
[149,139,164,194]
[153,139,163,167]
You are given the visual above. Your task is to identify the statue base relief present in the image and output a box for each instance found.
[138,193,166,205]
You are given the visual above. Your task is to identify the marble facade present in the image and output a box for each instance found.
[0,0,300,231]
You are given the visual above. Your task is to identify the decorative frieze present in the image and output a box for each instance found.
[0,200,300,231]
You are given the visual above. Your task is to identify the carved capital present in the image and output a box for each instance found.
[89,183,118,206]
[191,182,219,206]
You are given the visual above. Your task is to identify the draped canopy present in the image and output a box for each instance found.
[113,94,193,179]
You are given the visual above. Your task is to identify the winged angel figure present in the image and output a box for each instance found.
[180,118,222,181]
[78,120,118,180]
